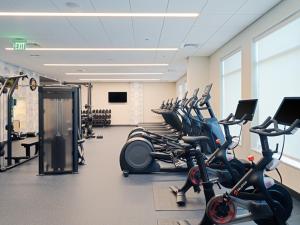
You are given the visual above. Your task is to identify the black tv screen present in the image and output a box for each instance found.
[108,92,127,103]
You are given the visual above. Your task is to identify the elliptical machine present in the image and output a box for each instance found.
[128,92,191,139]
[119,85,225,176]
[119,90,202,176]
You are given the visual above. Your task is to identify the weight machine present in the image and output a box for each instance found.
[62,81,102,139]
[0,72,39,171]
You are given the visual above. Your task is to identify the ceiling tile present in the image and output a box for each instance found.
[101,18,135,47]
[130,0,168,12]
[204,0,247,14]
[0,0,56,11]
[133,19,164,47]
[221,14,260,32]
[158,18,197,47]
[66,18,111,46]
[167,0,207,12]
[237,0,281,14]
[193,13,232,29]
[89,0,130,12]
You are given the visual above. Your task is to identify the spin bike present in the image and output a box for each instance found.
[179,97,299,225]
[170,99,258,206]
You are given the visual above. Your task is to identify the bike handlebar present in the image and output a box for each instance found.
[250,118,300,136]
[219,113,248,126]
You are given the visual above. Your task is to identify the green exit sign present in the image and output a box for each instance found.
[13,40,27,50]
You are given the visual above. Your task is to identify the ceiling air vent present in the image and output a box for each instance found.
[65,2,80,8]
[182,43,199,49]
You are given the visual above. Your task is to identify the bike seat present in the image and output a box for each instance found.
[182,136,209,145]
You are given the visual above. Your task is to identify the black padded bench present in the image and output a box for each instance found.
[21,140,39,158]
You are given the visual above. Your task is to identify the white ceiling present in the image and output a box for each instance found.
[0,0,281,82]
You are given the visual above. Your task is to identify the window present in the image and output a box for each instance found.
[222,51,242,136]
[253,16,300,166]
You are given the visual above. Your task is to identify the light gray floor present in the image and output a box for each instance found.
[0,127,299,225]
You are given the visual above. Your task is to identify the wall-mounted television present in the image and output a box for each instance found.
[108,92,127,103]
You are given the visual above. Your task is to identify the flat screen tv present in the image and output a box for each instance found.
[108,92,127,103]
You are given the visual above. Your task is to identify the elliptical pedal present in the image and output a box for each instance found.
[174,159,187,168]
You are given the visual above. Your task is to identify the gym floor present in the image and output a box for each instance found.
[0,126,299,225]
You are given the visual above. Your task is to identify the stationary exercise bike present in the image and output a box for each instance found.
[170,99,258,206]
[178,97,299,225]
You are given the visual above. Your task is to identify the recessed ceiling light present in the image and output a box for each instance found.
[0,12,199,18]
[66,72,164,75]
[79,78,161,81]
[5,47,178,51]
[44,63,169,67]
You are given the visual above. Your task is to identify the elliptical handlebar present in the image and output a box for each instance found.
[250,118,300,137]
[6,74,28,80]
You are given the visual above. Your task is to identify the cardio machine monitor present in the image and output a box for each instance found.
[274,97,300,127]
[234,99,258,121]
[203,84,213,97]
[193,88,199,97]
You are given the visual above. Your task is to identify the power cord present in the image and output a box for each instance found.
[275,125,286,184]
[232,124,243,158]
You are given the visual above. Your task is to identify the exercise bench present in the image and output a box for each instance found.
[21,140,39,158]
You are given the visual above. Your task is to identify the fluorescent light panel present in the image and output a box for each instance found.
[44,63,169,67]
[5,47,178,51]
[66,72,163,75]
[79,78,161,81]
[0,12,198,18]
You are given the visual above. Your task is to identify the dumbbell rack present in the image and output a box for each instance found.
[81,109,111,127]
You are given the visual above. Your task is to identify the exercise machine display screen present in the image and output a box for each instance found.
[193,88,199,97]
[203,83,212,96]
[183,91,188,100]
[234,99,258,121]
[274,97,300,127]
[108,92,127,103]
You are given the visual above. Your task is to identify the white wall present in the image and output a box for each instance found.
[187,56,210,94]
[143,83,176,123]
[176,74,187,97]
[209,0,300,192]
[82,82,176,125]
